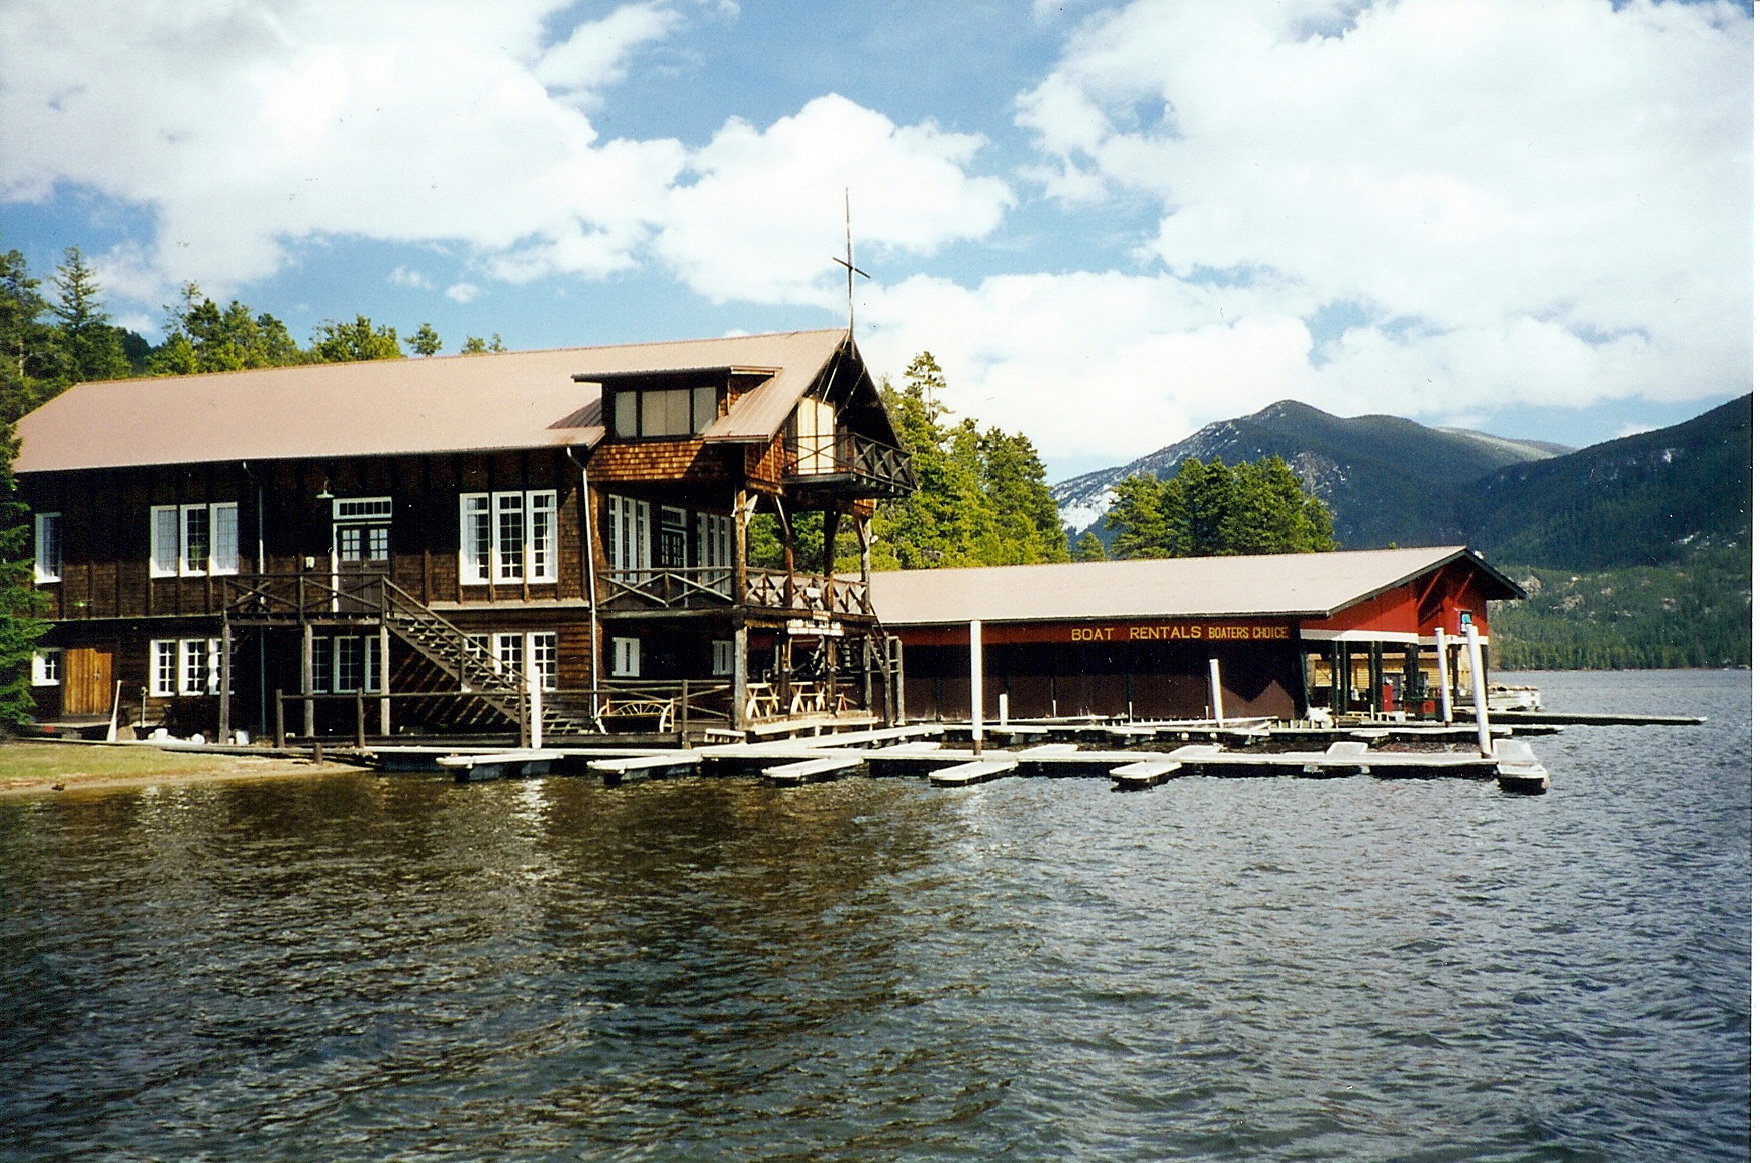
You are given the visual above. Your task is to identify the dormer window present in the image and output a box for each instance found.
[611,386,718,438]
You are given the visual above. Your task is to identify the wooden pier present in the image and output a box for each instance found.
[361,717,1558,793]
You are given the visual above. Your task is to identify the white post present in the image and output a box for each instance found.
[969,618,983,756]
[998,691,1009,730]
[1464,622,1491,758]
[527,637,543,751]
[1208,657,1225,725]
[1433,627,1454,724]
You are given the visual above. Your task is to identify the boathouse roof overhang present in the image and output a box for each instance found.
[15,328,855,474]
[867,547,1525,629]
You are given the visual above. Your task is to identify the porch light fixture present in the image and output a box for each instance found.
[315,480,334,502]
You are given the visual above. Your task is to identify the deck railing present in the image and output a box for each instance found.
[783,431,916,497]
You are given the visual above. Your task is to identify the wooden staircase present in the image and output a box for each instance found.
[381,587,597,738]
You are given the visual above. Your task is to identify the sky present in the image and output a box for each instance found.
[0,0,1750,483]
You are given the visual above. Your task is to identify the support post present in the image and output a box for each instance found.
[1369,641,1385,716]
[378,624,391,737]
[355,693,365,750]
[301,622,315,738]
[731,623,749,731]
[969,619,983,755]
[275,688,286,749]
[218,621,232,743]
[679,678,690,746]
[1464,621,1492,758]
[530,676,543,751]
[1434,627,1454,723]
[1330,640,1347,716]
[1208,657,1225,724]
[999,691,1009,730]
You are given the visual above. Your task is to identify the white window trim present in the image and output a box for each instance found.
[32,648,61,686]
[150,639,178,696]
[151,503,238,578]
[33,512,61,584]
[611,636,641,678]
[458,490,557,585]
[607,494,651,574]
[711,639,734,677]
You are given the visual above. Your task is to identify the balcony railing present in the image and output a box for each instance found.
[600,566,870,616]
[783,431,916,497]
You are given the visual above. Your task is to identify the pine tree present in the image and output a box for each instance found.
[310,315,403,362]
[409,323,443,356]
[0,247,58,423]
[151,284,303,374]
[1102,456,1335,558]
[1073,530,1107,561]
[50,247,131,384]
[0,421,44,730]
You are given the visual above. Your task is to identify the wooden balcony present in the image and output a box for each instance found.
[600,566,871,617]
[783,431,915,498]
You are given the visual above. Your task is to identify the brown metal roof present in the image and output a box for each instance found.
[16,328,849,473]
[867,546,1524,625]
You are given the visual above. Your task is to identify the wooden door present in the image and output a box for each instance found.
[335,519,390,611]
[64,647,113,716]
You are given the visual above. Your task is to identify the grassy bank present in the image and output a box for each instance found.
[0,742,358,797]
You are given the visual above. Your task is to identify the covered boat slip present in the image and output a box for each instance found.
[867,546,1527,725]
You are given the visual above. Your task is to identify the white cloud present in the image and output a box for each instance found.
[445,282,480,304]
[388,266,431,289]
[0,0,684,299]
[999,0,1752,447]
[653,94,1015,305]
[534,2,681,106]
[0,2,1012,321]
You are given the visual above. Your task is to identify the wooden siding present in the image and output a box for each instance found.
[588,438,733,483]
[22,449,591,621]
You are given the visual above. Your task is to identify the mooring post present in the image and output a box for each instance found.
[528,655,543,751]
[969,618,983,756]
[1208,657,1225,725]
[1464,621,1492,757]
[1434,627,1454,723]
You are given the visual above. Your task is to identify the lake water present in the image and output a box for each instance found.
[0,670,1747,1161]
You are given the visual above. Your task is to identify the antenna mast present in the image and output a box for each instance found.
[831,187,870,336]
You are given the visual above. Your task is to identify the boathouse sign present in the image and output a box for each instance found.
[1067,621,1293,643]
[900,619,1296,646]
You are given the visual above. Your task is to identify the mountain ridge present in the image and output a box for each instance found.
[1054,399,1569,549]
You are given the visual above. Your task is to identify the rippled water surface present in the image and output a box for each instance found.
[0,670,1748,1161]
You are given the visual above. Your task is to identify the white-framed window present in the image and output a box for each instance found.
[32,648,61,686]
[334,497,393,521]
[530,631,557,692]
[695,512,732,571]
[459,490,556,584]
[33,513,61,583]
[151,639,178,696]
[150,638,221,696]
[792,397,839,473]
[606,494,651,575]
[150,503,238,577]
[611,636,641,678]
[611,385,718,438]
[711,639,734,677]
[310,635,381,694]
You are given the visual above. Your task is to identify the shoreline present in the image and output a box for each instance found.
[0,741,368,799]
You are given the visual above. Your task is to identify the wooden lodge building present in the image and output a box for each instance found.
[866,547,1526,723]
[16,329,915,741]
